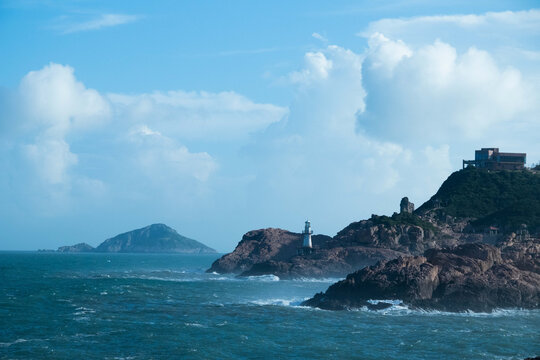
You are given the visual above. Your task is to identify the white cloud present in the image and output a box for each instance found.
[61,14,140,34]
[312,32,328,42]
[360,36,537,142]
[289,51,334,84]
[366,33,412,75]
[17,63,110,186]
[23,138,78,185]
[128,125,217,182]
[361,9,540,72]
[108,90,287,141]
[19,63,110,136]
[4,62,288,208]
[362,9,540,37]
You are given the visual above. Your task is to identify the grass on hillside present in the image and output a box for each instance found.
[417,167,540,231]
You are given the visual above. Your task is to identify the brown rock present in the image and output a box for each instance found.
[303,243,540,312]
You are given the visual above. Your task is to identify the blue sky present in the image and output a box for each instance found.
[1,0,539,251]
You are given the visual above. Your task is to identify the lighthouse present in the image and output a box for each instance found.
[302,220,313,248]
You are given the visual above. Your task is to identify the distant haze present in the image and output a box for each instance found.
[0,1,539,252]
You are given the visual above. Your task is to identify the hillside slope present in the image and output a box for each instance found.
[417,167,540,232]
[94,224,216,254]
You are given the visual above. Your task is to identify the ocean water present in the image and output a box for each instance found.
[1,252,538,360]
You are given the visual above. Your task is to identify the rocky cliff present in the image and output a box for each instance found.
[302,243,540,312]
[207,227,409,278]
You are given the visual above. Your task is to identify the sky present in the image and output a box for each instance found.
[1,0,539,252]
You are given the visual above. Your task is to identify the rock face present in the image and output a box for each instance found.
[240,246,406,279]
[57,243,94,253]
[332,215,443,255]
[207,228,406,278]
[94,224,216,254]
[302,243,540,312]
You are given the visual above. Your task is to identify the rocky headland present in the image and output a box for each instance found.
[208,168,539,311]
[207,228,404,278]
[57,224,216,254]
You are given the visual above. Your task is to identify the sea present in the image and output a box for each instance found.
[1,252,538,360]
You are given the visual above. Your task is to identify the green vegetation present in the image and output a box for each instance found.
[371,212,439,233]
[416,167,540,231]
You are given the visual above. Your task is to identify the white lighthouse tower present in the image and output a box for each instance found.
[302,220,313,248]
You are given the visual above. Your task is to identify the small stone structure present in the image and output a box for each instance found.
[516,224,530,241]
[400,197,415,214]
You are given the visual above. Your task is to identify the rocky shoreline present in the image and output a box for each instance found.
[302,242,539,312]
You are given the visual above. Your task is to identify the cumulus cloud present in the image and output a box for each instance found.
[23,138,78,185]
[361,9,540,71]
[19,63,110,135]
[109,90,287,141]
[128,125,217,182]
[2,62,287,211]
[289,51,334,84]
[60,14,140,34]
[360,35,536,142]
[17,63,110,185]
[366,33,412,75]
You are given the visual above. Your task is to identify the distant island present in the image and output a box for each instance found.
[55,223,216,254]
[208,165,539,312]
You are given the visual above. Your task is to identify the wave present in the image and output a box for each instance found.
[348,300,540,317]
[185,322,206,328]
[248,297,307,306]
[285,277,343,283]
[0,338,28,347]
[242,297,540,317]
[245,274,280,282]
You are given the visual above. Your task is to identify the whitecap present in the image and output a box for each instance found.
[248,297,309,307]
[246,274,280,282]
[185,322,206,328]
[347,301,540,317]
[0,339,28,347]
[367,299,403,305]
[288,277,343,283]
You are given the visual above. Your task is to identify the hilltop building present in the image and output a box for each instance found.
[463,148,526,170]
